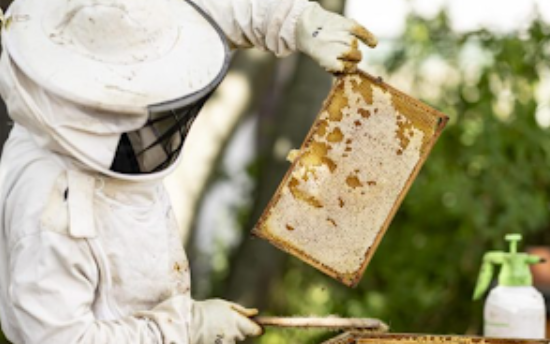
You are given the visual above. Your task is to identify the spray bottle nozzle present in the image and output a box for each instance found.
[505,234,522,253]
[473,234,541,301]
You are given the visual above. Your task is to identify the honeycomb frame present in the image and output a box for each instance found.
[253,71,449,287]
[321,333,548,344]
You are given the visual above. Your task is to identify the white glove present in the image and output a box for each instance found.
[190,299,263,344]
[296,3,378,73]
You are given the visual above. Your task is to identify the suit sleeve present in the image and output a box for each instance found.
[9,232,191,344]
[191,0,312,57]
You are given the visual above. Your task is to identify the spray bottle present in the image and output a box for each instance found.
[473,234,546,339]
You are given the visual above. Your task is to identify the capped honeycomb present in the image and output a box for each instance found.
[253,71,448,287]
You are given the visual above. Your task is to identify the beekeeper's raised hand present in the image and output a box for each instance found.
[296,3,378,73]
[191,299,263,344]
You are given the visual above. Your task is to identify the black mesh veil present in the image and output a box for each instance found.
[110,94,212,174]
[109,0,230,175]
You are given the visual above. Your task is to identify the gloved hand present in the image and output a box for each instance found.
[190,299,263,344]
[296,3,378,73]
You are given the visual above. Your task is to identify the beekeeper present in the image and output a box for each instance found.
[0,0,377,343]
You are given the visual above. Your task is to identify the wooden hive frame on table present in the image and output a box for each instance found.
[253,71,449,287]
[321,333,550,344]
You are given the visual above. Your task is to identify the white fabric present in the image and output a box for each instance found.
[0,125,192,344]
[296,3,378,73]
[2,0,228,115]
[190,300,263,344]
[191,0,312,57]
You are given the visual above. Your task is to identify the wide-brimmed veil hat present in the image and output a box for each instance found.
[0,0,230,180]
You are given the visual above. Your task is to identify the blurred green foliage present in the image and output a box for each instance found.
[256,12,550,344]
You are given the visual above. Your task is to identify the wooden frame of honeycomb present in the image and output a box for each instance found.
[321,333,548,344]
[253,71,449,287]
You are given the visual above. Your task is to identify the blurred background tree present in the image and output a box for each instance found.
[1,0,550,343]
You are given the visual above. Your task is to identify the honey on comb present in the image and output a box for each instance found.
[289,177,324,209]
[318,120,329,137]
[327,128,344,143]
[346,175,363,189]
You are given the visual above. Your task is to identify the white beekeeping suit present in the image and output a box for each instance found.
[0,0,377,344]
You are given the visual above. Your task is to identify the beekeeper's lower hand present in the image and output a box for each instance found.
[296,3,377,73]
[190,299,263,344]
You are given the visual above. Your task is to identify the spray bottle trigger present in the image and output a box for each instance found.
[473,258,495,301]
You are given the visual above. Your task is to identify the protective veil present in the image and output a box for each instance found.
[2,0,232,179]
[0,0,314,343]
